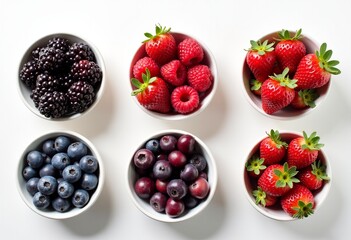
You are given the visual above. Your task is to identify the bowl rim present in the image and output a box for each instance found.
[126,129,218,222]
[17,32,106,121]
[16,130,105,219]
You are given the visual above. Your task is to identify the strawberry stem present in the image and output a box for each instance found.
[270,67,297,89]
[292,201,314,219]
[252,187,268,207]
[246,155,266,176]
[316,43,341,75]
[301,131,324,150]
[277,29,303,41]
[143,24,171,43]
[248,39,275,56]
[297,89,319,108]
[274,162,300,188]
[266,129,288,149]
[131,68,156,96]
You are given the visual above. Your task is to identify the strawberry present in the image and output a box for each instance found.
[275,29,306,76]
[245,40,277,82]
[280,184,314,219]
[260,129,288,165]
[250,79,262,96]
[258,162,299,197]
[294,43,341,89]
[178,38,204,66]
[287,131,324,169]
[290,89,319,109]
[252,187,277,207]
[245,154,266,178]
[131,68,170,113]
[143,24,176,65]
[132,57,160,81]
[298,160,330,190]
[160,60,187,86]
[261,68,297,114]
[187,64,212,92]
[171,85,199,114]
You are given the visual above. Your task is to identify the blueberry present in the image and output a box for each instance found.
[62,165,82,183]
[80,173,98,191]
[189,154,207,172]
[42,139,57,157]
[72,189,90,208]
[145,139,160,154]
[37,176,57,195]
[51,152,71,170]
[32,192,50,209]
[25,177,39,196]
[52,197,71,212]
[153,160,172,180]
[57,177,64,184]
[26,150,44,169]
[54,136,71,152]
[22,166,38,180]
[67,142,88,160]
[39,163,57,177]
[57,181,75,198]
[79,155,98,173]
[159,135,177,152]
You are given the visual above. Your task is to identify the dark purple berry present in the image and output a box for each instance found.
[166,179,187,200]
[134,177,155,199]
[168,150,187,168]
[160,135,177,152]
[150,192,167,212]
[180,163,199,182]
[177,134,195,154]
[133,148,155,170]
[189,154,207,172]
[153,160,172,180]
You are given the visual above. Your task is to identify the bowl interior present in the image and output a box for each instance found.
[127,129,218,222]
[242,31,330,120]
[16,131,104,219]
[18,33,106,121]
[129,32,218,121]
[243,132,332,221]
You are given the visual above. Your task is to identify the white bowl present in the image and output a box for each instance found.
[17,33,106,121]
[242,31,330,120]
[243,131,332,221]
[16,130,105,219]
[127,129,218,222]
[129,32,218,121]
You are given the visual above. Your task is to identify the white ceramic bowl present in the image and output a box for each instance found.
[242,31,330,120]
[127,129,218,222]
[130,32,218,121]
[16,130,104,219]
[17,33,106,121]
[243,131,332,221]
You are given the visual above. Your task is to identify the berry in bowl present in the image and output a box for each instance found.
[130,24,218,120]
[18,33,105,120]
[242,29,341,119]
[127,129,218,222]
[16,131,104,219]
[243,130,331,221]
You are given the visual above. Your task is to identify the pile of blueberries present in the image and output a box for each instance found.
[22,135,99,213]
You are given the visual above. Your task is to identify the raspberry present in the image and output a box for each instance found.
[160,60,187,87]
[178,38,204,66]
[71,60,102,86]
[187,65,212,92]
[171,85,199,114]
[132,57,160,81]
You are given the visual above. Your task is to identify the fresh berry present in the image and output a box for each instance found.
[160,60,187,86]
[39,163,57,177]
[287,131,324,169]
[30,73,60,107]
[25,177,40,196]
[79,155,99,173]
[294,43,341,89]
[153,160,172,180]
[54,136,71,152]
[80,173,98,190]
[171,85,199,114]
[133,148,155,170]
[133,57,160,81]
[150,192,167,212]
[52,197,71,212]
[47,37,70,52]
[189,177,210,199]
[38,91,68,118]
[177,134,195,154]
[26,150,44,169]
[38,47,65,72]
[290,89,319,109]
[67,80,95,113]
[245,154,266,178]
[252,186,277,207]
[298,161,329,190]
[165,198,184,217]
[23,166,38,180]
[67,142,88,161]
[259,129,288,165]
[66,42,95,64]
[51,152,71,170]
[62,164,82,183]
[134,177,155,199]
[178,38,204,66]
[32,192,51,209]
[187,64,212,92]
[37,175,58,195]
[180,164,199,182]
[168,150,187,168]
[71,60,102,86]
[189,154,207,172]
[145,139,161,154]
[19,60,40,89]
[72,189,90,208]
[159,135,177,152]
[167,179,187,200]
[261,68,297,114]
[57,181,75,198]
[250,79,262,96]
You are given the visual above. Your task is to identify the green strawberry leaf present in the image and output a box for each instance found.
[316,43,341,75]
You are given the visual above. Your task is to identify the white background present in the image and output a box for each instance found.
[1,0,350,239]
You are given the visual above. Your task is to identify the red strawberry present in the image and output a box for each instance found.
[297,160,330,190]
[252,186,277,207]
[290,89,319,109]
[261,68,297,114]
[143,24,176,64]
[287,131,324,169]
[160,60,187,86]
[280,184,314,219]
[245,40,277,82]
[294,43,341,89]
[245,154,266,178]
[260,129,288,165]
[131,69,170,113]
[250,79,262,96]
[178,38,204,66]
[187,64,212,92]
[258,162,299,197]
[275,29,306,76]
[171,85,199,114]
[133,57,160,81]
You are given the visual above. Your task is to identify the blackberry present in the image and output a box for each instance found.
[71,60,102,86]
[38,47,65,72]
[67,81,95,113]
[38,91,68,118]
[30,73,59,107]
[57,72,76,91]
[66,42,95,64]
[32,47,43,61]
[19,60,40,89]
[47,37,70,52]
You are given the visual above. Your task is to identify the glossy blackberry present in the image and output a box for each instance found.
[47,37,70,52]
[38,91,68,118]
[57,72,76,91]
[30,73,59,107]
[71,60,102,86]
[19,60,40,89]
[38,47,65,71]
[32,47,43,60]
[67,81,95,113]
[66,42,95,65]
